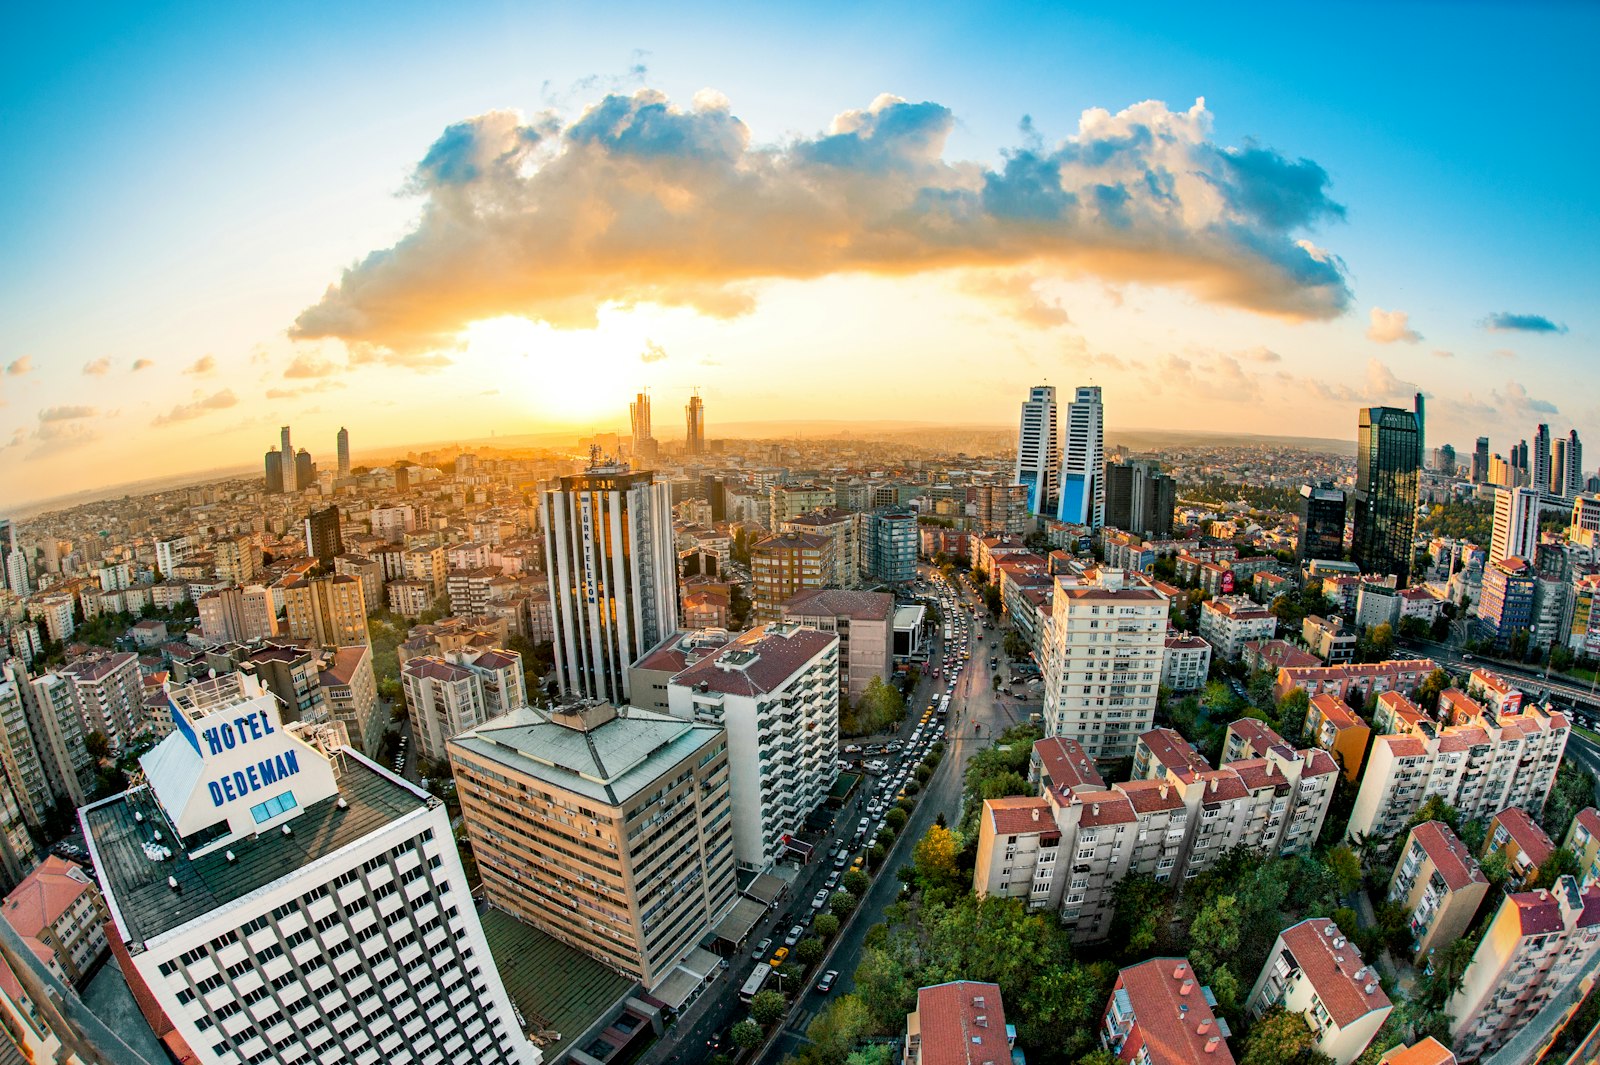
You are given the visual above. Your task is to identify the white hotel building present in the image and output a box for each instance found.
[82,674,536,1065]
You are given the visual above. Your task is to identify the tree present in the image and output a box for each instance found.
[1326,845,1363,897]
[749,989,787,1026]
[1076,1052,1120,1065]
[1111,874,1173,958]
[912,824,962,894]
[805,994,873,1065]
[1416,668,1451,711]
[797,936,825,966]
[85,731,111,761]
[846,676,907,737]
[885,807,908,832]
[814,912,840,938]
[1534,847,1582,889]
[1362,623,1395,662]
[843,869,871,897]
[731,1020,764,1050]
[1002,630,1030,659]
[829,890,859,918]
[1241,1006,1332,1065]
[1407,794,1460,833]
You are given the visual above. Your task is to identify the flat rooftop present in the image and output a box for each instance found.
[479,907,634,1043]
[83,756,429,947]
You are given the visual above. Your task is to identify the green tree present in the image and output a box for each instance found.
[1326,845,1363,897]
[1241,1006,1333,1065]
[843,869,871,897]
[829,890,859,918]
[1534,847,1582,889]
[1407,794,1461,833]
[846,676,907,737]
[885,807,908,832]
[731,1019,763,1050]
[797,936,825,966]
[1415,668,1451,710]
[814,912,840,938]
[912,824,962,894]
[1076,1052,1120,1065]
[750,988,787,1026]
[852,945,915,1031]
[1111,874,1172,957]
[85,731,111,761]
[805,994,873,1065]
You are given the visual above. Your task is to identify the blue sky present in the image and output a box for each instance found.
[1,2,1595,503]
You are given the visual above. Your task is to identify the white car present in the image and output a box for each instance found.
[812,889,830,909]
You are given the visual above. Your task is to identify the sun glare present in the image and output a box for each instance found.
[461,316,640,428]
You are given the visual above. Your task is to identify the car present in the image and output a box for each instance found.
[817,970,839,993]
[826,870,841,888]
[813,889,830,909]
[833,851,849,868]
[843,744,862,753]
[770,947,789,967]
[785,924,805,945]
[752,936,772,959]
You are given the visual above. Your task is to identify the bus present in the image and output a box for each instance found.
[739,964,772,1002]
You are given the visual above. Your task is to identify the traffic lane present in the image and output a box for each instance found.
[1563,734,1600,804]
[1407,640,1600,709]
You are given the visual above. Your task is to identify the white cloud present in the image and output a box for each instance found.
[1365,307,1422,344]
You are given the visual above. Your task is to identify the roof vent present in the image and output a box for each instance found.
[973,996,985,1008]
[1324,925,1337,937]
[1206,1036,1221,1053]
[337,797,348,810]
[1173,963,1187,979]
[975,1015,988,1027]
[225,850,236,863]
[1334,937,1346,948]
[281,824,293,836]
[1198,1019,1212,1033]
[1180,980,1193,996]
[134,811,144,823]
[167,876,180,892]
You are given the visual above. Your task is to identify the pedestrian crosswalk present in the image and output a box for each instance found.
[786,1006,816,1035]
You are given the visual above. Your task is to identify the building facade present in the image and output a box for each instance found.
[1059,386,1106,529]
[1387,820,1489,964]
[1351,397,1423,586]
[1246,918,1392,1065]
[1015,385,1059,518]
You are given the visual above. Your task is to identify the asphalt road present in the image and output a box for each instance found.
[1405,638,1600,711]
[758,578,1038,1065]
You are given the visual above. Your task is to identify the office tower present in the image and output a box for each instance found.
[294,447,314,491]
[0,520,26,597]
[336,426,350,477]
[1532,423,1552,496]
[263,448,284,492]
[1473,436,1490,483]
[666,622,839,872]
[1477,557,1536,647]
[866,509,918,586]
[1246,919,1392,1065]
[279,424,295,493]
[82,673,537,1065]
[401,647,525,763]
[1040,569,1166,761]
[1299,484,1347,562]
[1058,385,1105,528]
[685,390,706,455]
[1351,395,1423,585]
[393,463,411,493]
[1447,876,1600,1060]
[542,458,677,705]
[1554,435,1571,497]
[629,390,656,463]
[303,505,343,567]
[1015,385,1059,517]
[1568,430,1585,496]
[1103,461,1175,538]
[449,699,735,990]
[1436,443,1456,475]
[750,531,829,621]
[283,573,369,648]
[1490,486,1541,565]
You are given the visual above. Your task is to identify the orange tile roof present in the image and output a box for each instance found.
[1278,919,1391,1028]
[1033,737,1105,792]
[1,856,95,938]
[1113,957,1235,1065]
[1492,807,1555,868]
[986,796,1053,836]
[1309,693,1362,730]
[1377,1037,1456,1065]
[1408,821,1487,892]
[913,981,1011,1065]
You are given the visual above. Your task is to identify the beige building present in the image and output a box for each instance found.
[1346,699,1568,842]
[780,508,859,587]
[211,533,257,585]
[283,573,369,647]
[449,700,736,990]
[402,647,525,764]
[1198,595,1277,662]
[0,856,108,986]
[1303,615,1357,664]
[1564,807,1600,887]
[904,981,1015,1065]
[781,588,893,702]
[197,584,278,644]
[403,544,447,599]
[1484,806,1555,889]
[768,483,836,530]
[1387,820,1489,963]
[1246,918,1392,1065]
[1447,876,1600,1060]
[334,552,385,613]
[1161,631,1211,693]
[1131,727,1209,781]
[1040,570,1168,761]
[750,531,829,622]
[318,644,381,754]
[386,577,434,617]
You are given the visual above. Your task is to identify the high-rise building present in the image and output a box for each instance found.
[264,448,284,493]
[666,622,839,871]
[629,390,656,462]
[542,459,677,705]
[1103,461,1175,539]
[82,673,537,1065]
[449,699,735,990]
[336,426,350,477]
[1351,395,1423,585]
[59,652,145,752]
[304,505,343,567]
[750,531,829,621]
[1040,570,1166,760]
[0,520,27,597]
[283,573,369,648]
[1510,439,1530,487]
[212,534,258,586]
[1435,443,1456,476]
[1490,486,1541,565]
[1015,385,1059,517]
[1566,430,1584,496]
[1446,876,1600,1061]
[685,390,706,455]
[866,509,918,586]
[401,647,525,763]
[1299,483,1347,563]
[294,447,314,491]
[1533,423,1552,497]
[972,484,1031,537]
[1058,385,1105,528]
[279,425,295,494]
[1472,436,1490,483]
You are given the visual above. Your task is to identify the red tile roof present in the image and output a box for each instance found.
[1033,737,1106,792]
[1298,749,1340,777]
[1112,957,1234,1065]
[986,796,1053,836]
[1116,779,1187,814]
[1492,807,1555,869]
[912,981,1011,1065]
[1077,791,1139,827]
[1,856,95,937]
[1408,821,1487,892]
[1278,919,1391,1027]
[1226,719,1286,758]
[1308,693,1361,730]
[669,623,837,696]
[782,587,895,621]
[1140,728,1211,774]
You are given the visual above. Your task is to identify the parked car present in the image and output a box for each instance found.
[785,924,805,946]
[752,937,772,960]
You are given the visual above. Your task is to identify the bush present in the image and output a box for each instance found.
[885,807,909,831]
[731,1020,764,1050]
[814,912,840,938]
[829,890,859,918]
[797,936,825,966]
[843,869,871,896]
[750,988,787,1026]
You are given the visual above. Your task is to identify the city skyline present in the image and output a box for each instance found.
[1,4,1596,504]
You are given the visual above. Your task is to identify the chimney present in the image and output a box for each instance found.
[1206,1037,1221,1054]
[1209,777,1218,794]
[1159,783,1169,799]
[1180,979,1193,996]
[1032,807,1040,822]
[1198,1019,1212,1034]
[1173,963,1187,979]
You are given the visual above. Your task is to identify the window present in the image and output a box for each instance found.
[251,791,299,824]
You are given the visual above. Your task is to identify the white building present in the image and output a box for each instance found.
[59,652,145,750]
[542,460,677,705]
[81,673,538,1065]
[1058,385,1105,529]
[667,623,839,871]
[1015,385,1059,518]
[1198,596,1278,663]
[1246,918,1392,1065]
[1161,631,1212,693]
[1490,486,1541,566]
[1040,569,1167,761]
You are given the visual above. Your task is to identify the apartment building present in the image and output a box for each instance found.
[903,981,1015,1065]
[1100,957,1235,1065]
[1222,719,1287,763]
[82,673,536,1065]
[1198,596,1277,662]
[1303,616,1357,665]
[0,855,109,985]
[779,508,858,588]
[768,483,835,530]
[59,651,145,750]
[667,623,839,872]
[1484,806,1555,889]
[335,553,386,613]
[1371,691,1428,735]
[198,585,279,644]
[1131,728,1209,781]
[1346,701,1567,842]
[1040,570,1168,761]
[402,546,447,600]
[319,644,382,755]
[1160,632,1211,693]
[750,531,829,622]
[1564,807,1600,887]
[1447,876,1600,1061]
[446,566,499,618]
[283,573,369,648]
[1375,1040,1456,1065]
[1246,918,1392,1065]
[1303,694,1371,783]
[780,589,892,702]
[1387,821,1489,964]
[0,665,50,829]
[387,578,434,618]
[401,648,525,764]
[16,669,92,809]
[975,738,1336,941]
[1273,659,1438,703]
[449,700,735,990]
[211,534,258,586]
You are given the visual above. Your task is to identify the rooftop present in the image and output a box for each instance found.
[1491,807,1556,868]
[1033,736,1105,793]
[82,755,429,947]
[1115,957,1234,1065]
[479,907,634,1046]
[1407,821,1487,892]
[911,980,1012,1065]
[1278,918,1391,1028]
[670,623,836,698]
[782,587,895,621]
[2,856,97,938]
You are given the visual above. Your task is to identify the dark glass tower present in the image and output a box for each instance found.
[1298,483,1347,563]
[1352,395,1424,585]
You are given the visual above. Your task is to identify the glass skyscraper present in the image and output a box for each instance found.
[1057,385,1104,529]
[1351,394,1424,585]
